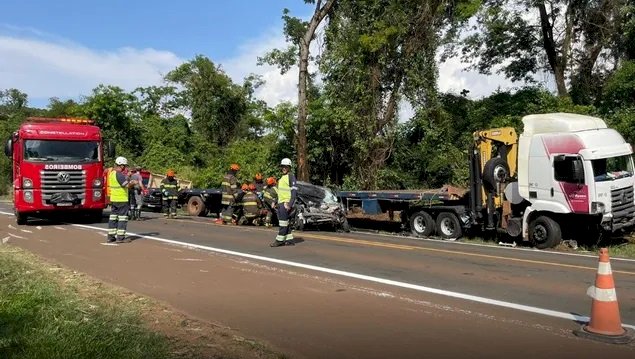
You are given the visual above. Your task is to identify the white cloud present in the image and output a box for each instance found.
[0,24,555,112]
[0,31,183,105]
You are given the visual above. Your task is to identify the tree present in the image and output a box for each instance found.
[320,0,469,189]
[165,55,248,147]
[459,0,628,100]
[259,0,338,181]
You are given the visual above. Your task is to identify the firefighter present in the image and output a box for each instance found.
[271,158,297,247]
[218,163,240,224]
[263,177,278,227]
[254,173,265,193]
[161,169,179,218]
[234,183,249,224]
[107,156,137,243]
[241,183,262,225]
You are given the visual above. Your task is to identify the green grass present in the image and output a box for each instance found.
[0,247,172,359]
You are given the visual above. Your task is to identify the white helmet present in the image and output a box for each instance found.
[280,158,292,166]
[115,156,128,166]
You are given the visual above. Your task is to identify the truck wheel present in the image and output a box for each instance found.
[483,157,509,192]
[187,196,206,216]
[529,216,562,249]
[436,212,462,239]
[15,212,27,225]
[410,211,435,237]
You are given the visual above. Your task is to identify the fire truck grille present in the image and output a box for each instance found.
[40,169,86,204]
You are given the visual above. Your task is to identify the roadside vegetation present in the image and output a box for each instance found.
[0,245,284,359]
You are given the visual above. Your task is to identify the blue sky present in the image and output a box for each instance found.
[0,0,311,59]
[0,1,529,110]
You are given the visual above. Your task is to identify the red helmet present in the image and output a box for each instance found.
[266,177,277,186]
[255,173,263,181]
[230,163,240,171]
[241,183,249,191]
[248,183,256,191]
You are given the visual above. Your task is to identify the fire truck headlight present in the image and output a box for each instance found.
[93,190,102,199]
[93,179,102,187]
[23,178,33,188]
[24,190,33,203]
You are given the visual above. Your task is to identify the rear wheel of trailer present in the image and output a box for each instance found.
[409,211,435,237]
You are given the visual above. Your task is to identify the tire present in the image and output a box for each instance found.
[435,212,463,239]
[409,211,435,237]
[186,196,206,216]
[529,215,562,249]
[15,211,27,225]
[483,157,510,192]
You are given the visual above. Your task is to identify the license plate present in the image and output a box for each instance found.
[56,203,73,207]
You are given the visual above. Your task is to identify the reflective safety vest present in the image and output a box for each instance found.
[108,170,128,203]
[263,186,277,208]
[242,192,260,218]
[160,178,179,199]
[221,173,238,205]
[277,174,292,203]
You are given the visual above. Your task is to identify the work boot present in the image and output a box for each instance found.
[136,210,142,220]
[106,236,116,243]
[285,240,295,246]
[270,240,285,247]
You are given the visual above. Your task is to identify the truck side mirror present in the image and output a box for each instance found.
[106,141,115,158]
[4,138,12,157]
[573,159,585,184]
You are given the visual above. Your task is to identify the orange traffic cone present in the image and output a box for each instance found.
[574,248,634,344]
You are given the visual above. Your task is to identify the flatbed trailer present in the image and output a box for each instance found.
[338,186,471,239]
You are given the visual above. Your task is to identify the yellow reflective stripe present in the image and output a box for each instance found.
[243,201,258,206]
[221,182,230,186]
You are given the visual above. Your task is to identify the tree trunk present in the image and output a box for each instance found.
[538,2,570,97]
[297,41,310,181]
[296,0,337,182]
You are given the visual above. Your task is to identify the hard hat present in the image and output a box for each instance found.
[248,183,256,191]
[280,158,292,166]
[241,183,249,191]
[266,177,277,186]
[115,156,128,166]
[166,169,175,177]
[230,163,241,171]
[255,173,263,181]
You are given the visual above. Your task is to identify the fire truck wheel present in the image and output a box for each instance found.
[15,212,27,225]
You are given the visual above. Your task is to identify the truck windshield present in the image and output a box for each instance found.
[592,155,634,182]
[24,140,100,163]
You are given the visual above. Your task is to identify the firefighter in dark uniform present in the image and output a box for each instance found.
[263,177,278,227]
[107,156,137,243]
[241,183,262,225]
[254,173,265,193]
[218,163,240,224]
[160,169,179,218]
[271,158,297,247]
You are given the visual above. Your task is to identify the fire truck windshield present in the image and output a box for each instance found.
[24,140,100,163]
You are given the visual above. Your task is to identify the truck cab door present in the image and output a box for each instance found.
[552,155,589,213]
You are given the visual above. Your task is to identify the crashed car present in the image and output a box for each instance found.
[289,181,350,232]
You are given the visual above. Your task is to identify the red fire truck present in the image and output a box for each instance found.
[3,117,113,225]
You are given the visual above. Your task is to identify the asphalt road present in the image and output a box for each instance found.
[2,204,635,358]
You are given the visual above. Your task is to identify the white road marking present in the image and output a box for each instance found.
[53,226,67,231]
[36,226,42,230]
[8,233,26,239]
[0,209,634,329]
[100,242,119,246]
[20,229,32,233]
[174,258,204,262]
[8,224,16,230]
[1,236,9,244]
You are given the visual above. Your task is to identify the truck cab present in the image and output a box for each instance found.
[478,113,635,248]
[4,117,109,224]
